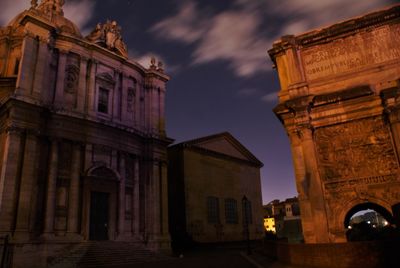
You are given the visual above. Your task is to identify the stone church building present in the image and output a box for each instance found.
[0,0,171,262]
[168,132,264,244]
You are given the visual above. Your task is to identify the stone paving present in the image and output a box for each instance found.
[104,248,297,268]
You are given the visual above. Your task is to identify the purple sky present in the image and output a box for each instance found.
[1,0,396,204]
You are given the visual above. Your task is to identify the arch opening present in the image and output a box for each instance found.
[344,202,396,242]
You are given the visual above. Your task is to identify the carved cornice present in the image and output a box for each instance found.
[268,4,400,61]
[297,5,400,48]
[313,86,373,107]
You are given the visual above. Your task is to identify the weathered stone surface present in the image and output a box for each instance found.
[269,4,400,243]
[0,0,172,264]
[168,132,264,243]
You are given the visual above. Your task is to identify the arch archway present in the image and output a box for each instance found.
[343,202,394,229]
[343,202,396,242]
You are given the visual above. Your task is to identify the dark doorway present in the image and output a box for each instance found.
[89,192,109,240]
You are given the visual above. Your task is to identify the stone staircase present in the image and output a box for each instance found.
[48,241,173,267]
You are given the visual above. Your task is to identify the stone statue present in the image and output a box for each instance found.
[86,23,104,42]
[85,20,128,58]
[31,0,38,8]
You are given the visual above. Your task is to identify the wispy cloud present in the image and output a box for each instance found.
[0,0,28,25]
[0,0,95,34]
[237,88,262,97]
[151,0,394,78]
[64,0,95,34]
[261,91,279,103]
[151,1,208,44]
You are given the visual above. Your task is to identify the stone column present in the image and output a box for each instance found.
[132,157,140,237]
[287,129,315,241]
[54,50,67,106]
[43,139,59,237]
[67,143,81,238]
[146,160,161,246]
[0,128,23,233]
[299,126,330,243]
[160,162,169,236]
[118,154,126,239]
[14,132,39,241]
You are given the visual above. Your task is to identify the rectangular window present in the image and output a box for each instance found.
[98,88,109,114]
[242,200,253,224]
[207,196,219,224]
[225,198,238,224]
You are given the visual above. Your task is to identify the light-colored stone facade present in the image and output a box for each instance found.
[269,5,400,243]
[0,0,171,264]
[168,132,264,243]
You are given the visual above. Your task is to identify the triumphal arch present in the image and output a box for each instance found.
[269,5,400,243]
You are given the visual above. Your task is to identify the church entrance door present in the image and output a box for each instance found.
[89,192,109,240]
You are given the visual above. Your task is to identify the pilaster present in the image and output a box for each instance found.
[66,143,82,239]
[42,139,58,238]
[117,153,126,239]
[16,32,37,95]
[0,127,23,233]
[53,50,67,107]
[14,131,39,241]
[132,157,140,237]
[76,56,88,112]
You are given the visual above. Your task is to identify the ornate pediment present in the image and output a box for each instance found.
[85,20,128,58]
[96,72,115,87]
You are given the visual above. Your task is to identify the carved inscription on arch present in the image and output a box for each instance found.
[302,24,400,80]
[315,117,398,189]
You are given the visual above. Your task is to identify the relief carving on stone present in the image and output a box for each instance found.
[64,64,79,93]
[127,88,135,112]
[302,24,400,81]
[315,117,399,191]
[86,20,128,58]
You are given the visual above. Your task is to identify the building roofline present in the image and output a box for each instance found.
[169,131,263,167]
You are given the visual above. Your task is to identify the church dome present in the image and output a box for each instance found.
[7,0,82,38]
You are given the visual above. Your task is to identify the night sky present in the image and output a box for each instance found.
[1,0,397,203]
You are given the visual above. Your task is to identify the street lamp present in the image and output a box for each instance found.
[242,195,251,255]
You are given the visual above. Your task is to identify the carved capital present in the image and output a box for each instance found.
[23,30,36,39]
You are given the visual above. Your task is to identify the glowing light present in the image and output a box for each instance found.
[348,226,352,229]
[383,221,388,226]
[367,221,371,224]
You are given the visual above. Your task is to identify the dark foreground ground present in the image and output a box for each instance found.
[106,247,296,268]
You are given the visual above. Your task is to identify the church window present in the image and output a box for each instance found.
[225,198,238,224]
[98,88,109,113]
[207,196,220,224]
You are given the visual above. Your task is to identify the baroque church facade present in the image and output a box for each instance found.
[0,0,171,255]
